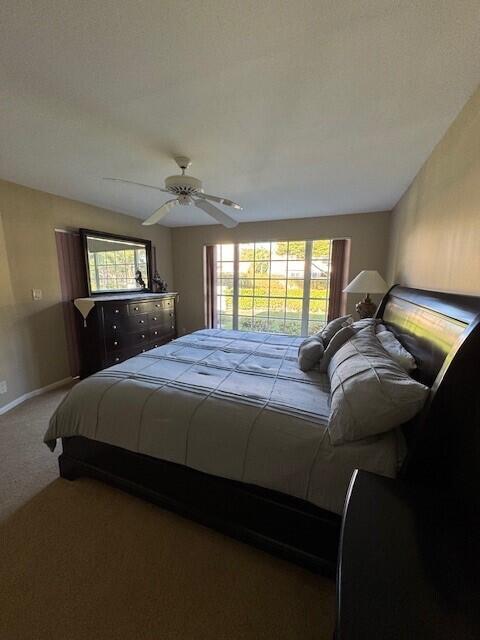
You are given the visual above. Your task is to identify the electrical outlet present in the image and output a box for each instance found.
[32,288,43,301]
[0,381,7,394]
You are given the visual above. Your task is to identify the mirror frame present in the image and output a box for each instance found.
[80,228,153,296]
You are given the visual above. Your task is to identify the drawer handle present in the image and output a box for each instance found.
[155,303,160,308]
[154,330,158,336]
[171,323,175,329]
[112,324,117,330]
[134,306,139,311]
[153,316,157,321]
[141,334,145,339]
[154,344,158,348]
[114,341,119,346]
[142,349,146,353]
[169,312,173,317]
[114,309,120,314]
[115,357,120,362]
[139,319,145,324]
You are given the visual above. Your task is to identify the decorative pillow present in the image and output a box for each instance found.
[327,326,429,445]
[321,314,352,345]
[376,330,417,373]
[297,336,324,372]
[318,325,355,373]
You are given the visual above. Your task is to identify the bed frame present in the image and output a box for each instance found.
[59,286,480,575]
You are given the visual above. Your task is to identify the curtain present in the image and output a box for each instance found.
[204,245,217,329]
[55,230,88,377]
[327,239,350,321]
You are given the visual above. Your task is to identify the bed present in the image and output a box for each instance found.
[45,286,480,574]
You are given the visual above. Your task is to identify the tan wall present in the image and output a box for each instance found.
[0,179,173,409]
[171,211,391,334]
[388,86,480,294]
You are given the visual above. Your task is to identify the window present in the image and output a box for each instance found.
[214,240,336,336]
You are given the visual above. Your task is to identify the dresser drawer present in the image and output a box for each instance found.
[106,331,151,352]
[150,309,175,327]
[128,301,154,315]
[151,298,174,311]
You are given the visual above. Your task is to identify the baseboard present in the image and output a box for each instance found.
[0,377,75,416]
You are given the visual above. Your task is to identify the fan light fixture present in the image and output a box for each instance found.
[104,157,242,228]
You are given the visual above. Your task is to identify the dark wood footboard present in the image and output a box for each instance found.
[60,436,341,576]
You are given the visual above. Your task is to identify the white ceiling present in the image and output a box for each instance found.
[0,1,479,227]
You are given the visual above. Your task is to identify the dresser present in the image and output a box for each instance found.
[74,293,178,377]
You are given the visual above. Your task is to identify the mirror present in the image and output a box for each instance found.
[81,229,152,295]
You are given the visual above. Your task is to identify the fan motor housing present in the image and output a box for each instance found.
[165,174,202,195]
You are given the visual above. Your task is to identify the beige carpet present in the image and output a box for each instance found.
[0,387,335,640]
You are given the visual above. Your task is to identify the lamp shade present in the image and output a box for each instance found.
[343,270,388,294]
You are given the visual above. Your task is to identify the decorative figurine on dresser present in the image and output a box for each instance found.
[74,229,178,378]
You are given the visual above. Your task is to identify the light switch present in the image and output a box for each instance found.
[32,288,43,300]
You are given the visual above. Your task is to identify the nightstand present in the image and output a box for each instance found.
[335,470,479,639]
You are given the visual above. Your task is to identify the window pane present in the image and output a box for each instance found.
[254,298,269,314]
[268,318,285,333]
[285,298,302,320]
[311,260,330,279]
[269,298,285,318]
[252,317,269,332]
[218,295,233,314]
[254,261,270,277]
[219,261,234,276]
[238,261,252,276]
[312,240,331,258]
[238,243,255,260]
[255,242,270,260]
[238,316,254,331]
[238,278,254,296]
[284,319,302,335]
[286,279,304,298]
[271,241,288,259]
[270,261,287,278]
[270,279,286,297]
[310,280,328,297]
[309,298,328,316]
[238,296,254,313]
[219,244,234,261]
[219,315,233,330]
[253,279,269,296]
[287,260,304,278]
[287,241,305,260]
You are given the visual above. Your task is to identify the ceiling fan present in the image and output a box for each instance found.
[105,157,242,228]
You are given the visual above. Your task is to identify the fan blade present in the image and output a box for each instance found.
[142,199,178,225]
[104,177,170,194]
[194,198,238,228]
[196,192,242,210]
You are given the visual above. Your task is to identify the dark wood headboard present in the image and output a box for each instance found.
[377,286,480,509]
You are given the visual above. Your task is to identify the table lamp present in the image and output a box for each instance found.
[343,270,388,318]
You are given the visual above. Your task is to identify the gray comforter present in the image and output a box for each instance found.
[45,329,403,514]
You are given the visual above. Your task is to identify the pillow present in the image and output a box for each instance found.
[376,330,417,373]
[327,326,429,444]
[376,323,388,333]
[318,325,355,373]
[347,317,380,331]
[297,336,324,372]
[321,314,352,345]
